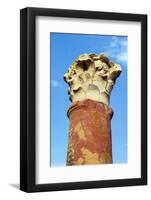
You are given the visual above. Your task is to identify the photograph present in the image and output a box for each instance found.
[50,33,128,167]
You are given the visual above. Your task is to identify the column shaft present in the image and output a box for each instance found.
[67,99,113,165]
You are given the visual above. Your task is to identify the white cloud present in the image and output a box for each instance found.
[51,80,63,88]
[110,36,118,47]
[104,36,128,65]
[119,39,127,48]
[117,52,128,63]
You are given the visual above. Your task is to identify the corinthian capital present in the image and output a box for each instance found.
[64,53,122,105]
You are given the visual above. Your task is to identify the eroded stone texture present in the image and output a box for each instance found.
[64,53,121,165]
[67,99,113,165]
[64,53,121,105]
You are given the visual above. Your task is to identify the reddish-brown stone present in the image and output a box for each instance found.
[67,99,113,165]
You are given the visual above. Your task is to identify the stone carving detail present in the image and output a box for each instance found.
[64,53,122,105]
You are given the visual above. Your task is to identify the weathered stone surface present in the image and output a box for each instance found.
[67,99,113,165]
[64,53,121,166]
[64,53,121,105]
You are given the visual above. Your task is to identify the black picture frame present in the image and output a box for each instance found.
[20,7,147,192]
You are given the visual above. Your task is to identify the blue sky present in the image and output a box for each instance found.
[50,32,128,167]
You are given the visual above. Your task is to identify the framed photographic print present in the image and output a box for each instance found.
[20,7,147,192]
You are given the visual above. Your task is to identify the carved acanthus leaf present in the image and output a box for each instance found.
[64,53,122,105]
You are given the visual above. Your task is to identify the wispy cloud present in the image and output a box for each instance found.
[104,36,128,65]
[116,51,127,63]
[51,80,63,89]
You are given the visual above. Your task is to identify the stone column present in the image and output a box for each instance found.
[64,53,121,165]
